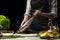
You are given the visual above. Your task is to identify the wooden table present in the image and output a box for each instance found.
[0,33,60,40]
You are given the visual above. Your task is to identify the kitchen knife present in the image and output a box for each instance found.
[17,16,34,33]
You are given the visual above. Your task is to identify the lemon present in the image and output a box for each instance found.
[48,30,53,33]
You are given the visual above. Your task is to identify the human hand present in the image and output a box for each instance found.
[20,20,27,27]
[33,10,42,16]
[20,14,29,27]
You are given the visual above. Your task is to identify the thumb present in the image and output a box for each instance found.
[20,21,25,27]
[33,10,39,16]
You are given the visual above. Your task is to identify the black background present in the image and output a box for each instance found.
[0,0,27,32]
[0,0,59,32]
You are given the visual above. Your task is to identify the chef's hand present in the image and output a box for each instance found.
[20,14,29,26]
[33,10,42,16]
[20,20,27,27]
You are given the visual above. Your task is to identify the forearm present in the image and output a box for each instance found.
[39,0,58,18]
[40,12,54,18]
[23,0,31,21]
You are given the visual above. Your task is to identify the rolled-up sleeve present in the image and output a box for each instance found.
[25,0,31,16]
[51,0,58,18]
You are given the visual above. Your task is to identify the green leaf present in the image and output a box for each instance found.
[0,15,10,30]
[37,31,45,37]
[0,25,3,30]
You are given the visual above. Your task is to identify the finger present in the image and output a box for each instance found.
[34,10,39,16]
[21,22,24,26]
[20,21,25,26]
[33,11,38,16]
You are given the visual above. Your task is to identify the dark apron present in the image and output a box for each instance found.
[24,0,51,33]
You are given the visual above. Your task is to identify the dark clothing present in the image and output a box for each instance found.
[24,0,51,33]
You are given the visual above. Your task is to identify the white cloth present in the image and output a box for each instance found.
[25,0,58,18]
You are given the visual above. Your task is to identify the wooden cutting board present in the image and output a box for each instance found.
[1,33,37,37]
[13,33,37,37]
